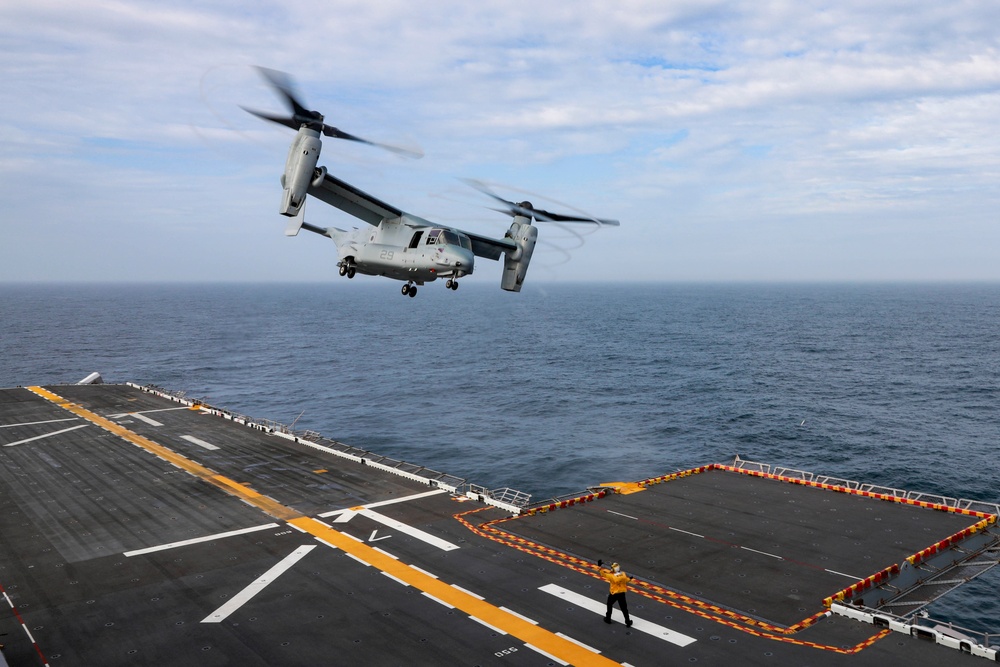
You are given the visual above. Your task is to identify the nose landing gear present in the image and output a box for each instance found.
[445,279,459,291]
[402,282,417,297]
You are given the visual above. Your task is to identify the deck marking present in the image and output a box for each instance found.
[202,545,315,623]
[2,423,88,447]
[368,529,391,542]
[556,632,600,653]
[469,616,507,634]
[0,417,79,429]
[825,568,863,580]
[358,508,460,551]
[27,386,301,521]
[451,584,484,599]
[423,592,454,608]
[28,387,618,667]
[668,526,705,538]
[539,584,697,647]
[129,412,164,426]
[500,606,539,624]
[318,488,448,518]
[283,517,621,667]
[108,407,190,417]
[741,546,784,559]
[607,510,639,520]
[524,643,569,665]
[382,571,409,586]
[410,564,439,579]
[315,538,339,550]
[124,523,281,557]
[1,583,52,667]
[181,434,220,450]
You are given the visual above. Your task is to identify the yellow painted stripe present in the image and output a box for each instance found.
[29,386,619,666]
[27,386,301,521]
[290,516,621,666]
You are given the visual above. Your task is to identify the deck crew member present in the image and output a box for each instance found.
[597,559,633,627]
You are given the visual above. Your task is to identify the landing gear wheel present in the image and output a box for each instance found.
[450,280,459,291]
[446,279,453,289]
[408,286,417,297]
[339,264,348,277]
[346,266,356,279]
[402,284,410,296]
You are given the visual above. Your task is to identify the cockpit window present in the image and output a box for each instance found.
[425,228,469,249]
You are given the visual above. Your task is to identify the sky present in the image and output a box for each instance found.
[2,0,999,284]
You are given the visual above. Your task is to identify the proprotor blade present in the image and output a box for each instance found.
[323,125,424,158]
[246,67,423,158]
[529,208,620,226]
[255,67,321,123]
[240,106,300,131]
[465,179,620,226]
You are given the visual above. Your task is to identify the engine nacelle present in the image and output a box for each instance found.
[311,165,327,188]
[500,217,538,292]
[279,127,322,217]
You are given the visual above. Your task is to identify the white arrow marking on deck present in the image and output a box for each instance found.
[359,508,460,551]
[318,488,448,518]
[2,423,88,447]
[369,529,391,542]
[201,545,315,623]
[538,584,697,647]
[128,412,164,426]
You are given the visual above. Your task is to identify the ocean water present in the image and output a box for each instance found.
[2,281,998,633]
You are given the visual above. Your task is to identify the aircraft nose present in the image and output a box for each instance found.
[454,248,474,270]
[436,247,474,271]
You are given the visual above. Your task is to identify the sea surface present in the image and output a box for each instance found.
[2,281,998,634]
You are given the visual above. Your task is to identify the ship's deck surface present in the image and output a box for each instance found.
[0,384,995,666]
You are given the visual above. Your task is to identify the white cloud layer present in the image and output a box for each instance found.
[2,0,999,283]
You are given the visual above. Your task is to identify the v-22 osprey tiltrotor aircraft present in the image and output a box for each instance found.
[243,68,619,297]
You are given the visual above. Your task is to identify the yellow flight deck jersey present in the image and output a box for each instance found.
[602,569,629,594]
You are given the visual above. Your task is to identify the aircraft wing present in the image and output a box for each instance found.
[308,171,518,260]
[460,231,518,261]
[308,172,403,226]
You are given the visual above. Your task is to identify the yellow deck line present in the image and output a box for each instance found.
[289,516,621,666]
[28,386,620,667]
[27,386,302,520]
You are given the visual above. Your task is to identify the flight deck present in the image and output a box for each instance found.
[1,383,998,666]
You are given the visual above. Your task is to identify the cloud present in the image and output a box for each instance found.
[1,0,999,283]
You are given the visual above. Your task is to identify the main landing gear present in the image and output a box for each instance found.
[402,282,417,297]
[338,262,356,279]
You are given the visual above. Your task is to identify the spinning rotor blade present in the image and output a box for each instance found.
[245,66,423,158]
[465,179,619,226]
[256,67,318,122]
